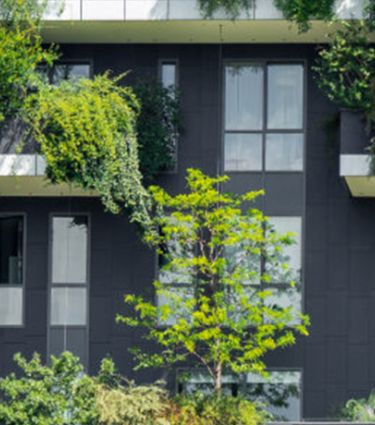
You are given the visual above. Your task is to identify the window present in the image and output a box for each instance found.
[0,215,24,326]
[50,216,88,326]
[180,370,302,421]
[160,60,177,89]
[48,215,89,367]
[224,63,304,172]
[39,62,91,84]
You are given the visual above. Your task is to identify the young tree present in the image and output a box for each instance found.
[118,168,310,393]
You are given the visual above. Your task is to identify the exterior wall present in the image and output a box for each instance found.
[0,43,374,420]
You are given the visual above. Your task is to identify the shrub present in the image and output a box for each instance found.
[134,80,181,183]
[273,0,334,32]
[0,352,98,425]
[165,393,270,425]
[339,391,375,422]
[313,21,375,110]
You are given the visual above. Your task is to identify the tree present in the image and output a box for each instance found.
[118,168,310,393]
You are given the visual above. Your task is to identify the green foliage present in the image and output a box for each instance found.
[166,393,270,425]
[273,0,334,32]
[339,391,375,422]
[0,0,57,124]
[134,80,181,182]
[26,74,152,230]
[0,352,98,425]
[365,0,375,31]
[314,21,375,110]
[197,0,254,18]
[118,168,310,392]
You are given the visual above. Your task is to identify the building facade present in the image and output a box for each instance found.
[0,1,373,420]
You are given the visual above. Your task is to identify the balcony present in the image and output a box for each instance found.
[339,110,375,197]
[41,0,367,43]
[0,120,98,196]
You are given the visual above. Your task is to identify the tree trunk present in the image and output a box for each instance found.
[214,361,222,394]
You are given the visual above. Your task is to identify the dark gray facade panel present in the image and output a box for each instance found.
[0,43,373,420]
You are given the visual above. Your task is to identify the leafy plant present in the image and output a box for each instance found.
[339,391,375,422]
[197,0,254,18]
[313,21,375,110]
[273,0,335,32]
[26,74,152,230]
[134,80,181,182]
[0,352,98,425]
[0,0,57,124]
[165,393,270,425]
[118,168,310,393]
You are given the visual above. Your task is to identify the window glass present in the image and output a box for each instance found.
[264,287,302,325]
[224,133,262,171]
[266,217,302,284]
[0,287,22,325]
[265,133,303,171]
[161,62,177,88]
[52,216,88,284]
[52,63,90,84]
[225,65,263,131]
[157,285,193,326]
[181,370,302,421]
[51,287,87,326]
[0,216,23,285]
[267,64,303,130]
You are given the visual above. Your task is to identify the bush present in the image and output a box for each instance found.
[165,393,271,425]
[339,391,375,422]
[313,21,375,110]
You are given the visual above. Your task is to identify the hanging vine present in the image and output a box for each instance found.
[26,74,152,231]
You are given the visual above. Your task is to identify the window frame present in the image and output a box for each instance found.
[0,212,26,328]
[47,212,91,367]
[222,59,307,174]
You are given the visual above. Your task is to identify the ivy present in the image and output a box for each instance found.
[26,74,152,230]
[273,0,335,32]
[134,80,181,183]
[313,21,375,110]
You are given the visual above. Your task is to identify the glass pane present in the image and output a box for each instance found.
[264,287,302,325]
[266,217,302,284]
[266,133,303,171]
[267,64,303,130]
[161,63,176,88]
[0,287,22,325]
[52,63,90,84]
[225,65,263,130]
[244,371,301,421]
[225,245,261,285]
[52,216,88,284]
[157,285,193,326]
[51,287,87,326]
[224,133,262,171]
[0,216,23,285]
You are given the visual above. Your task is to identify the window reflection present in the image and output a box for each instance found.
[0,216,23,285]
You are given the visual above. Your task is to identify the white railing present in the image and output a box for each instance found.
[44,0,365,21]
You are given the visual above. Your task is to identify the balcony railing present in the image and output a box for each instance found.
[44,0,365,21]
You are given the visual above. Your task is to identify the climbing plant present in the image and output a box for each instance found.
[134,80,181,183]
[26,74,152,230]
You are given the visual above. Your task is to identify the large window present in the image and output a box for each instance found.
[224,63,304,172]
[0,215,24,326]
[180,369,302,421]
[49,215,89,366]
